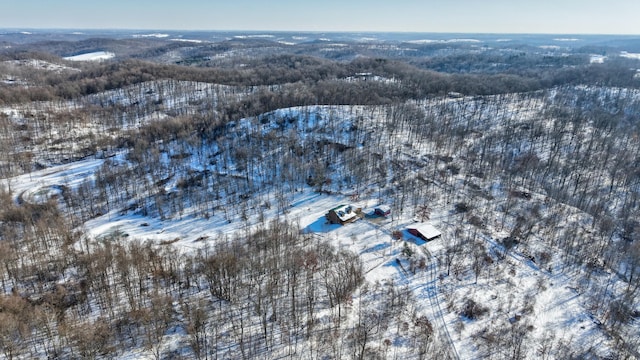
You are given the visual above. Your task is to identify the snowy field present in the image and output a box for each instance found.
[64,51,115,61]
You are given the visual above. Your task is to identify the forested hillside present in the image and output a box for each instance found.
[0,32,639,359]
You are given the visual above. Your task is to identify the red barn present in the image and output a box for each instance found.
[408,224,442,241]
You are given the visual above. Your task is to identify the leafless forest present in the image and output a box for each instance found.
[0,32,639,359]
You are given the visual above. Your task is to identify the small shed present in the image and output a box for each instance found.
[408,224,442,241]
[374,205,391,217]
[326,204,358,225]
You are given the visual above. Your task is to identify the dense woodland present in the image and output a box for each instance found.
[1,34,640,358]
[0,48,638,105]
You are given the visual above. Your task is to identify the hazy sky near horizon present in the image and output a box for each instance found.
[2,0,639,34]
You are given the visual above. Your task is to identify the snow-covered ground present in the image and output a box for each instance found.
[1,148,618,358]
[406,39,481,44]
[2,85,638,358]
[3,59,79,72]
[620,51,640,60]
[64,51,115,61]
[132,33,170,38]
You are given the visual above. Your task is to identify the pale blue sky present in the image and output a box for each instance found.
[1,0,639,34]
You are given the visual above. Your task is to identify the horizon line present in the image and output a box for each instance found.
[1,27,640,37]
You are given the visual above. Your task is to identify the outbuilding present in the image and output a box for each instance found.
[408,224,442,241]
[374,205,391,217]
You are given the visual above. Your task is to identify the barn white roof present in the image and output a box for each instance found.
[409,224,442,240]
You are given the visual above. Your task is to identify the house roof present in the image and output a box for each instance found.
[409,224,442,240]
[375,205,391,212]
[330,204,358,222]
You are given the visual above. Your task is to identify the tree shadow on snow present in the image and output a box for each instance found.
[303,216,342,234]
[403,230,427,246]
[360,242,391,254]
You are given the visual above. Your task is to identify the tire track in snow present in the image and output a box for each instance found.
[422,246,460,360]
